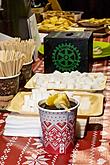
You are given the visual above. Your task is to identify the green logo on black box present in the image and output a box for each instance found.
[52,43,81,72]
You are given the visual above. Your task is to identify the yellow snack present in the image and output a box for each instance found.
[45,93,70,110]
[45,93,59,106]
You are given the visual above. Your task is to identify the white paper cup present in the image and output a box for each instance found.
[38,98,79,154]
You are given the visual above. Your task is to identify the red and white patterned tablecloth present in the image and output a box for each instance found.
[0,36,110,165]
[94,34,110,42]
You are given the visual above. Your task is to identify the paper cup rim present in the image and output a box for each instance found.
[38,98,79,113]
[0,72,21,79]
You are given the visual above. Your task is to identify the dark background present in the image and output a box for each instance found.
[59,0,110,18]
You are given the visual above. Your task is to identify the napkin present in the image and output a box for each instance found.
[3,112,42,137]
[3,113,88,138]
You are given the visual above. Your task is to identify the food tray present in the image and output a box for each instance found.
[72,91,104,117]
[6,92,39,116]
[24,72,107,92]
[38,10,83,32]
[6,91,104,117]
[78,18,105,27]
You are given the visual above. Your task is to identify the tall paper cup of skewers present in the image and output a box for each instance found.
[0,50,25,109]
[18,39,36,87]
[0,38,36,88]
[38,93,79,154]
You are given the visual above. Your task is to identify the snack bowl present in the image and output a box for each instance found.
[0,73,20,96]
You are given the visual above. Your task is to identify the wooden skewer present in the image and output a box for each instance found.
[0,62,4,77]
[0,39,36,66]
[4,62,9,76]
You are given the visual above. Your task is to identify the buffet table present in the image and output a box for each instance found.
[0,36,110,165]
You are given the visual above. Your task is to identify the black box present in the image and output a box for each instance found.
[44,31,93,73]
